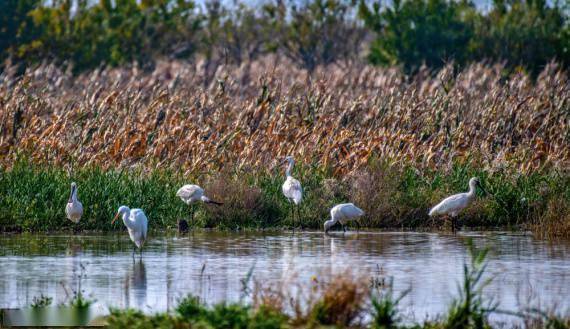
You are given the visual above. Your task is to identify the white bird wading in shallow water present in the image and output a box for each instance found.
[113,206,148,258]
[281,156,303,228]
[429,177,483,232]
[324,203,364,234]
[176,184,223,227]
[65,182,83,224]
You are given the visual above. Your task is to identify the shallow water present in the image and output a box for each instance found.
[0,231,568,322]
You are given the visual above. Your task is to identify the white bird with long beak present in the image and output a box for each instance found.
[65,182,83,224]
[429,177,484,232]
[324,203,364,234]
[176,184,223,226]
[281,156,303,228]
[112,206,148,257]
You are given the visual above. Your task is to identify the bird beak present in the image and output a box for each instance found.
[112,213,119,225]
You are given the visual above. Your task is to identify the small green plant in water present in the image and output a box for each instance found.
[370,277,409,329]
[176,295,205,320]
[444,239,496,329]
[68,291,93,309]
[31,294,53,308]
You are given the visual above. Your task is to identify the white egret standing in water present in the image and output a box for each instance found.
[65,182,83,224]
[429,177,483,231]
[281,156,303,228]
[113,206,148,258]
[176,184,223,226]
[324,203,364,234]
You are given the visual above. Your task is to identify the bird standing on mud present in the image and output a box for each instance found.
[428,177,484,232]
[176,184,223,227]
[324,203,364,234]
[65,182,83,224]
[113,206,148,258]
[281,156,303,228]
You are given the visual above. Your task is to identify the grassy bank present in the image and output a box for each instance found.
[101,243,569,328]
[0,159,568,236]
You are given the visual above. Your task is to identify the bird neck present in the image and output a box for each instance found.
[69,186,77,203]
[71,187,78,202]
[467,182,477,198]
[285,160,294,177]
[324,218,336,231]
[122,211,134,228]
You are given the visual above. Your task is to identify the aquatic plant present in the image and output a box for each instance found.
[444,240,496,329]
[370,278,409,329]
[61,263,95,309]
[30,294,53,308]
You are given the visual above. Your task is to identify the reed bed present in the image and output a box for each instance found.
[0,58,568,234]
[0,57,568,175]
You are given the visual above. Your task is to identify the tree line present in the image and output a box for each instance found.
[1,0,568,75]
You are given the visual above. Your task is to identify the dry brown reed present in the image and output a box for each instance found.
[0,57,568,175]
[529,196,570,238]
[252,270,369,327]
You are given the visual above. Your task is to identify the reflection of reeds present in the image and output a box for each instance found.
[0,58,567,175]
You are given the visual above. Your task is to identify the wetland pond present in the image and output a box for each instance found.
[0,231,568,324]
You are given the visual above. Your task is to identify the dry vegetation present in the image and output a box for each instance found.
[0,57,568,175]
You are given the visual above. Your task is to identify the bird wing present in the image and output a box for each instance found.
[282,177,302,204]
[176,185,203,199]
[341,203,364,218]
[429,193,469,216]
[131,209,148,241]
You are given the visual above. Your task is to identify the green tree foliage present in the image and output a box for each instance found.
[15,0,198,71]
[360,0,569,74]
[359,0,477,72]
[0,0,568,74]
[472,0,569,74]
[0,0,42,63]
[265,0,366,72]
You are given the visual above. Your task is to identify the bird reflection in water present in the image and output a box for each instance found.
[125,259,147,309]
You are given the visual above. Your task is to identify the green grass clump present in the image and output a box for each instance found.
[31,294,53,308]
[443,241,495,329]
[0,158,568,233]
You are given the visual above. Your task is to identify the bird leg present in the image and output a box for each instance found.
[191,204,196,228]
[132,245,136,260]
[450,216,457,233]
[342,224,347,233]
[297,206,302,229]
[289,203,294,231]
[355,220,362,233]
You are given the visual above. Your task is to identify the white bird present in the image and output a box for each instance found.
[112,206,148,257]
[65,182,83,224]
[324,203,364,234]
[281,156,303,227]
[429,177,483,231]
[176,184,223,226]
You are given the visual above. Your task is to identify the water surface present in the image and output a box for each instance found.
[0,231,568,322]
